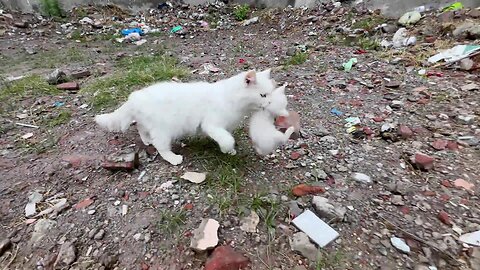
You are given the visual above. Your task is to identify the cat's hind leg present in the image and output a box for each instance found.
[201,124,236,155]
[150,130,183,165]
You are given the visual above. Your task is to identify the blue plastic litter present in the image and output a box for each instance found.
[330,108,343,116]
[121,28,144,36]
[54,101,64,107]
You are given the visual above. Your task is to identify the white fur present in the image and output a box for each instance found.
[249,85,294,156]
[95,69,276,165]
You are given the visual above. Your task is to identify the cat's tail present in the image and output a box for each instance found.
[95,101,133,132]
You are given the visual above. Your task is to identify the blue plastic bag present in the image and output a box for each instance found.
[121,28,144,36]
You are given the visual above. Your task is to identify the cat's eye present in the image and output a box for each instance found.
[260,93,267,98]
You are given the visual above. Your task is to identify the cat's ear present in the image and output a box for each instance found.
[260,68,271,78]
[245,70,257,86]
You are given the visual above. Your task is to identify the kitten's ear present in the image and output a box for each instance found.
[277,85,286,94]
[260,68,272,78]
[245,70,256,86]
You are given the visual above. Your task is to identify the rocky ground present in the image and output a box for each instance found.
[0,2,480,270]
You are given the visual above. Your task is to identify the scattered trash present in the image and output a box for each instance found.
[25,191,43,217]
[342,58,357,72]
[344,117,361,133]
[181,172,207,184]
[190,218,219,252]
[443,2,464,12]
[79,17,94,25]
[292,210,339,248]
[242,17,258,26]
[121,28,143,36]
[330,108,343,116]
[199,63,220,74]
[292,184,325,196]
[240,210,260,233]
[238,58,246,64]
[390,237,410,253]
[461,83,479,91]
[122,205,128,216]
[428,45,480,64]
[21,132,34,139]
[54,101,64,107]
[351,172,372,184]
[125,32,141,42]
[398,11,422,26]
[392,28,416,48]
[34,198,67,217]
[459,230,480,246]
[170,25,183,34]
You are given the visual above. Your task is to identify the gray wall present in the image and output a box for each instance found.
[1,0,479,17]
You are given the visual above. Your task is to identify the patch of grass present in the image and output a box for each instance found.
[250,193,282,239]
[0,75,59,113]
[351,15,386,31]
[158,208,187,235]
[16,132,59,154]
[185,133,251,215]
[69,29,85,42]
[82,53,189,110]
[285,51,308,67]
[40,0,63,18]
[315,250,346,270]
[46,110,71,127]
[357,36,380,50]
[233,4,250,21]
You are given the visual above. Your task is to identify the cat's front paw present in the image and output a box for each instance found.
[226,149,237,156]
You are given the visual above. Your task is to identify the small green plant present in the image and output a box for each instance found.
[40,0,63,18]
[47,110,72,127]
[250,193,281,239]
[315,250,346,270]
[285,51,308,67]
[158,208,187,235]
[233,4,250,21]
[351,15,386,31]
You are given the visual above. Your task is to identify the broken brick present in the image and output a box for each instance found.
[292,184,325,197]
[74,198,94,210]
[398,125,413,139]
[410,152,435,171]
[431,139,448,151]
[438,210,452,226]
[205,246,250,270]
[290,151,302,160]
[57,82,80,91]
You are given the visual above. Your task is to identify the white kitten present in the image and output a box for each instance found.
[249,84,295,156]
[95,69,276,165]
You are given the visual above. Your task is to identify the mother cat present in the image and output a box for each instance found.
[95,69,276,165]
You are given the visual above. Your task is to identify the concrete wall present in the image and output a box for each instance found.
[1,0,479,17]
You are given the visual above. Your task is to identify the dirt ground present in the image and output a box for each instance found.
[1,3,480,270]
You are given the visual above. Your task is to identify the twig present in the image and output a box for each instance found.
[15,122,39,129]
[378,215,461,266]
[2,245,18,270]
[256,249,271,269]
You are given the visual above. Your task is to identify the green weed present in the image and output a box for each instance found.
[233,4,250,21]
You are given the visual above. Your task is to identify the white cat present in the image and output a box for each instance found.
[249,84,295,156]
[95,69,276,165]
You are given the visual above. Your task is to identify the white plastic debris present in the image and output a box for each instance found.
[242,17,259,26]
[390,237,410,253]
[21,132,34,139]
[122,205,128,216]
[428,45,480,64]
[459,230,480,246]
[79,17,94,25]
[392,28,417,48]
[181,172,207,184]
[25,191,43,217]
[292,210,339,248]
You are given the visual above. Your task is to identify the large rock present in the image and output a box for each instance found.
[190,218,219,252]
[312,196,346,221]
[289,232,320,261]
[30,219,56,247]
[54,241,77,267]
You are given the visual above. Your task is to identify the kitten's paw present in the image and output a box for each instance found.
[160,151,183,166]
[227,149,237,156]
